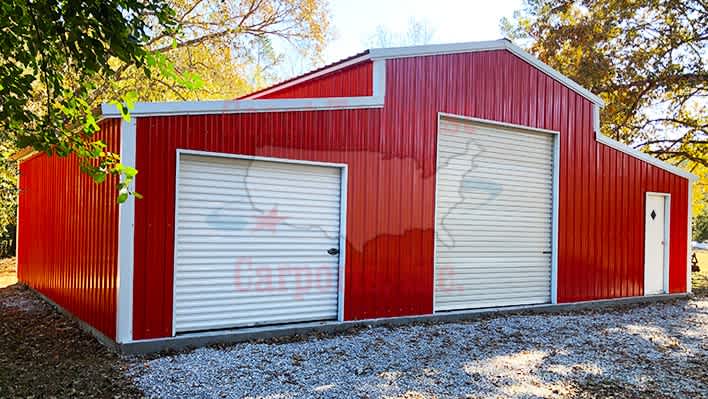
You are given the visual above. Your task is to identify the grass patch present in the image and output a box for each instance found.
[692,250,708,296]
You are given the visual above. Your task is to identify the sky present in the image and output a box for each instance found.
[323,0,524,63]
[276,0,524,77]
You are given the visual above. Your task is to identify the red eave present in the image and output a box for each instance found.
[238,50,370,100]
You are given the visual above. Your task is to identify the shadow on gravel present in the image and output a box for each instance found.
[0,283,139,398]
[130,299,708,399]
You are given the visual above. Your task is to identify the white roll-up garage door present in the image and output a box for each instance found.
[174,153,343,333]
[434,117,554,311]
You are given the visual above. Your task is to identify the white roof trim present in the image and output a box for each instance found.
[101,96,384,117]
[369,39,604,106]
[595,131,698,181]
[240,40,604,107]
[369,39,508,59]
[240,53,371,100]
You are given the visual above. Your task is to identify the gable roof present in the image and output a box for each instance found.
[240,39,605,106]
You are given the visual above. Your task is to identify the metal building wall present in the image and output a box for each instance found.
[17,118,121,339]
[257,61,372,99]
[131,50,690,339]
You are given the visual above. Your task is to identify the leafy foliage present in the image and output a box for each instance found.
[96,0,332,102]
[695,208,708,242]
[501,0,707,210]
[0,0,332,255]
[0,0,184,198]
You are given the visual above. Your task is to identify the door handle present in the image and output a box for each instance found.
[327,248,339,256]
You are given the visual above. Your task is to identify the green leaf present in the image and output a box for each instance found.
[123,166,138,177]
[117,192,129,203]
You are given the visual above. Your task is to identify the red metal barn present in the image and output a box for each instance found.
[16,40,697,349]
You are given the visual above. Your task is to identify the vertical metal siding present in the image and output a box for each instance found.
[132,50,690,339]
[17,118,121,339]
[259,62,372,99]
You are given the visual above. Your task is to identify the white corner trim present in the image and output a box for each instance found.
[372,59,386,97]
[240,53,371,100]
[116,117,137,343]
[337,165,348,322]
[595,132,698,181]
[101,96,384,118]
[687,182,693,294]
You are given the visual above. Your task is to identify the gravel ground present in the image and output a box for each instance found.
[132,298,708,399]
[0,283,140,397]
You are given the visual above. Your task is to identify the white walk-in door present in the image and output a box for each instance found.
[644,194,668,295]
[174,153,343,333]
[435,117,555,311]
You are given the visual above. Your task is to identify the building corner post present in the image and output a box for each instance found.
[116,117,137,343]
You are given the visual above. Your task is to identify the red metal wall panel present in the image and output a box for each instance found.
[258,61,372,99]
[131,50,690,339]
[17,118,121,339]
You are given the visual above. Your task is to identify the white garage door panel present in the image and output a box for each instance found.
[435,118,554,311]
[174,154,342,333]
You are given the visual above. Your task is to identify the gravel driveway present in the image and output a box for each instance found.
[131,298,708,399]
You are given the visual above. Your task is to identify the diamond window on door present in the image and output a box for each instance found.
[650,210,657,220]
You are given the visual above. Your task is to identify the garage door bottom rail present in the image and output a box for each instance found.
[118,294,688,354]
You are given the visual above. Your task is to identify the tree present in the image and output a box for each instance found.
[2,0,331,187]
[1,0,185,197]
[501,0,707,210]
[367,18,435,48]
[0,0,331,255]
[94,0,332,102]
[695,207,708,242]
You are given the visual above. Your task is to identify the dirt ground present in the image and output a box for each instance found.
[0,257,16,288]
[0,264,140,397]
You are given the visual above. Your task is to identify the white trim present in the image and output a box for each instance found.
[102,40,606,120]
[240,54,371,99]
[372,60,386,97]
[438,113,561,136]
[645,192,671,295]
[337,165,348,322]
[369,39,507,59]
[687,182,693,293]
[176,149,349,169]
[593,105,601,134]
[171,151,181,337]
[432,116,442,312]
[550,129,561,304]
[172,149,349,331]
[116,118,137,343]
[432,113,560,311]
[101,96,384,118]
[595,132,698,181]
[369,40,604,106]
